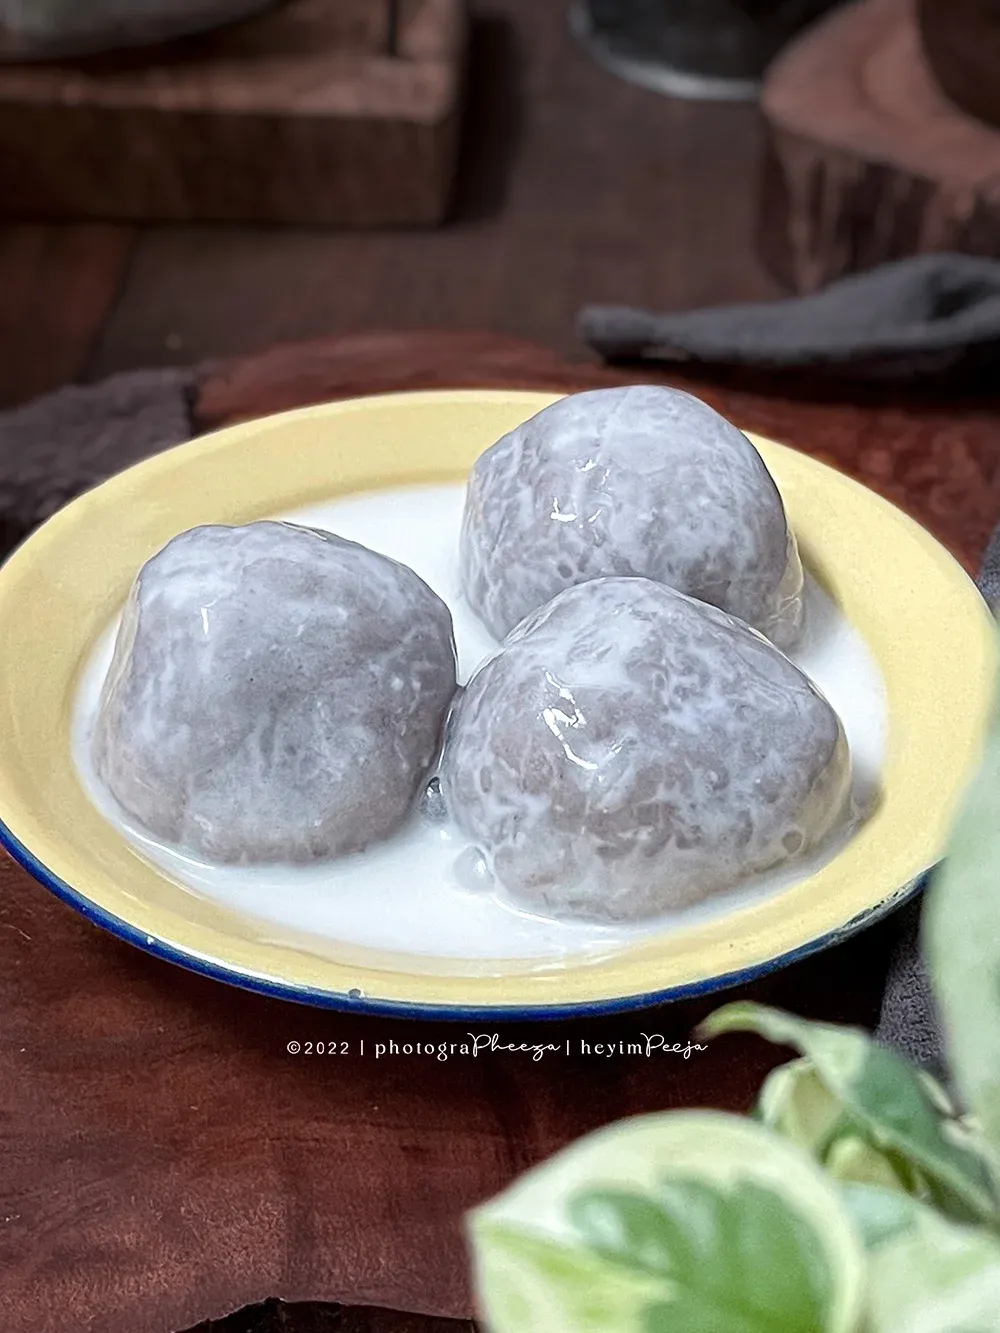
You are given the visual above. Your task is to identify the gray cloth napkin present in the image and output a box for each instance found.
[0,368,195,555]
[579,253,1000,384]
[874,893,946,1073]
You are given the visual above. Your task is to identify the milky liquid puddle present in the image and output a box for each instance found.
[72,482,888,966]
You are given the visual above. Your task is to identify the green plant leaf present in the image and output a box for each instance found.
[925,687,1000,1191]
[893,1269,1000,1333]
[698,1003,997,1223]
[757,1057,913,1193]
[756,1057,848,1154]
[470,1223,661,1333]
[842,1183,1000,1333]
[917,1070,959,1118]
[825,1136,906,1192]
[569,1178,832,1332]
[469,1111,865,1333]
[839,1181,926,1251]
[564,1188,697,1278]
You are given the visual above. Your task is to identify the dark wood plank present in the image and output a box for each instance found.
[0,0,467,227]
[759,0,1000,291]
[86,0,780,376]
[0,224,133,408]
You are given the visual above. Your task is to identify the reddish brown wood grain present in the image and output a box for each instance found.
[0,842,898,1333]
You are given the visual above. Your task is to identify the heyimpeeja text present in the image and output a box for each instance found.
[286,1034,708,1062]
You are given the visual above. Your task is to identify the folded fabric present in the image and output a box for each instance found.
[579,253,1000,382]
[0,368,194,556]
[874,890,946,1075]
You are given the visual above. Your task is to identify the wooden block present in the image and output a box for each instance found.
[0,0,468,226]
[758,0,1000,292]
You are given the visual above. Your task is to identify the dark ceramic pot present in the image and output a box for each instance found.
[572,0,845,99]
[0,0,277,61]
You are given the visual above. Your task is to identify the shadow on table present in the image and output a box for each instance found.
[185,1297,471,1331]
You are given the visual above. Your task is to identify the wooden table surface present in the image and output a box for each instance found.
[2,4,999,1332]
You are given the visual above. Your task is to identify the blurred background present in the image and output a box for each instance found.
[0,0,995,409]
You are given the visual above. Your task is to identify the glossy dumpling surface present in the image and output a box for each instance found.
[460,384,804,647]
[93,521,458,864]
[440,577,849,921]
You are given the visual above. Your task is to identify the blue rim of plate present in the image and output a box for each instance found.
[1,811,927,1021]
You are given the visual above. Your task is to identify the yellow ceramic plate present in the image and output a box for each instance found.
[0,390,994,1018]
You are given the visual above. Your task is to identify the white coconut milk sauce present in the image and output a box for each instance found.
[72,482,887,965]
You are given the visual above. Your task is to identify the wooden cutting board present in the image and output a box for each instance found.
[0,0,467,225]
